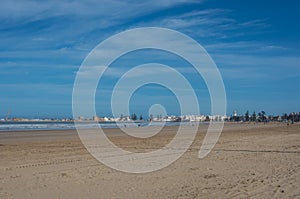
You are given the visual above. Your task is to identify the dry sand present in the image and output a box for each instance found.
[0,123,299,198]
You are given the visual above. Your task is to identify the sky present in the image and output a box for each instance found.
[0,0,299,118]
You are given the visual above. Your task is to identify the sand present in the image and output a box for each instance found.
[0,123,299,198]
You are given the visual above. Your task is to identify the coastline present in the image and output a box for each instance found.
[0,119,290,132]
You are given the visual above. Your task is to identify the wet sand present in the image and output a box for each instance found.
[0,123,299,198]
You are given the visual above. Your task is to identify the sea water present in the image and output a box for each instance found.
[0,121,198,132]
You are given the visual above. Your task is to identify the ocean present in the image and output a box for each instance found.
[0,121,197,132]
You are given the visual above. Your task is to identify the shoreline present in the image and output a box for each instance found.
[0,120,293,133]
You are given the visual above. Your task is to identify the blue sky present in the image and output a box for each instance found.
[0,0,299,118]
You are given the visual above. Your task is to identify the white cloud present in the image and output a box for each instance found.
[75,65,125,78]
[213,54,300,81]
[0,0,201,22]
[205,41,287,53]
[135,8,234,32]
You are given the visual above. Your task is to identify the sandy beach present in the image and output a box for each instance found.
[0,123,299,198]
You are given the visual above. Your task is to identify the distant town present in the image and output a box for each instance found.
[1,111,299,123]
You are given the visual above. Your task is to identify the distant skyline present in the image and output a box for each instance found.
[1,0,300,118]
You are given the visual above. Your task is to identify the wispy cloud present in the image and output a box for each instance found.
[133,8,269,40]
[0,0,202,25]
[214,54,300,83]
[205,41,288,54]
